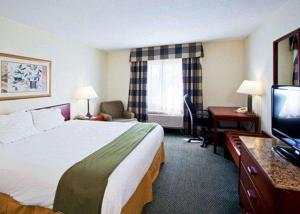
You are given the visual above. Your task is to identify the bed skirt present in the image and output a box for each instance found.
[0,142,165,214]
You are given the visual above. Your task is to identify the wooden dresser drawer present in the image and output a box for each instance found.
[225,134,241,167]
[240,144,275,209]
[240,163,265,213]
[240,181,254,214]
[225,131,270,168]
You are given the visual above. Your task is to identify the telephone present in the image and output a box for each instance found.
[235,107,248,113]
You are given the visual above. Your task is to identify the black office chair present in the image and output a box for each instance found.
[183,94,211,147]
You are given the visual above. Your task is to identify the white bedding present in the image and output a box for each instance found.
[0,120,164,214]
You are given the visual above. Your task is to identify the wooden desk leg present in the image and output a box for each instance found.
[213,119,218,154]
[255,118,260,132]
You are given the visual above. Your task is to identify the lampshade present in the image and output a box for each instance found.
[237,80,263,96]
[76,86,98,99]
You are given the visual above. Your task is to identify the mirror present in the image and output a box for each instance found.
[273,28,300,85]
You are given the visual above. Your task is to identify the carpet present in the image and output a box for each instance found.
[142,131,242,214]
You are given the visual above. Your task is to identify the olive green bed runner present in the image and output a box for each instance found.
[53,122,157,214]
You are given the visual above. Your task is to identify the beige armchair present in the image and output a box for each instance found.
[100,100,136,122]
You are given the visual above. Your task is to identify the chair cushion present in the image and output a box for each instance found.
[100,101,124,119]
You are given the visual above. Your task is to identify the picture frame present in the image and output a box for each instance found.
[0,53,51,101]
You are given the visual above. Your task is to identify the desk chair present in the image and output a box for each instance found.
[183,94,211,147]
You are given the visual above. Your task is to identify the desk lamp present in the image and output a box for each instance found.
[237,80,263,114]
[76,86,98,117]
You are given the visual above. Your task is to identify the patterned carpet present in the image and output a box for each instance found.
[142,131,242,214]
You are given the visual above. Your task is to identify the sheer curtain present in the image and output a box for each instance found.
[147,59,183,116]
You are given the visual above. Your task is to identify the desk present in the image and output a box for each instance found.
[208,106,260,154]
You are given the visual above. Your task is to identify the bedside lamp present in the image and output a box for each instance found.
[237,80,263,114]
[76,86,98,118]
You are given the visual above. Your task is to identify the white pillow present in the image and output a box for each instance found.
[31,108,65,131]
[0,111,39,144]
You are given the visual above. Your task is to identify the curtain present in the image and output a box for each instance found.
[290,35,299,85]
[130,42,204,62]
[128,61,148,122]
[147,59,183,115]
[182,57,203,135]
[293,50,299,85]
[128,42,204,123]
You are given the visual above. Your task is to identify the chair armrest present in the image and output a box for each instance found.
[99,113,113,121]
[123,110,135,119]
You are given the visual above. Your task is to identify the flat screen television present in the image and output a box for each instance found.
[272,85,300,166]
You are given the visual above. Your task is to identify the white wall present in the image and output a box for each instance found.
[106,50,131,108]
[202,40,245,108]
[0,16,107,116]
[245,0,300,133]
[106,40,246,109]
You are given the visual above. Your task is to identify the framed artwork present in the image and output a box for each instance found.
[0,53,51,100]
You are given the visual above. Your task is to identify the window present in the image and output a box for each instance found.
[147,59,183,116]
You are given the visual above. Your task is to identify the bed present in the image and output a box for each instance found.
[0,103,165,214]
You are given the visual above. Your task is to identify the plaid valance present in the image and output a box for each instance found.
[130,42,204,62]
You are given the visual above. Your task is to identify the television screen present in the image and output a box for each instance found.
[272,86,300,151]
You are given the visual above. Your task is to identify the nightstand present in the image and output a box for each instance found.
[74,115,105,121]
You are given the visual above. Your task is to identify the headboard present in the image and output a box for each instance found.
[34,103,71,121]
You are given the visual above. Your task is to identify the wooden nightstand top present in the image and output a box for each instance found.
[74,115,105,121]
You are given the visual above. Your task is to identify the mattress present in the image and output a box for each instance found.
[0,120,164,214]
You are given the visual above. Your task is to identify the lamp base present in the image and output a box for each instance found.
[86,99,92,118]
[247,95,253,114]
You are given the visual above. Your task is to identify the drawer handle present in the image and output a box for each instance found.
[247,189,257,200]
[247,166,257,175]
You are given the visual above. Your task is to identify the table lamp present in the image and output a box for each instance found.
[76,86,98,117]
[237,80,263,114]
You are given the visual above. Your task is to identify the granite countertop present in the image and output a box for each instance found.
[240,136,300,192]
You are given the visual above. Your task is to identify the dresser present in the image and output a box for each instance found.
[239,137,300,214]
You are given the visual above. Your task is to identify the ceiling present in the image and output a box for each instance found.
[0,0,288,50]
